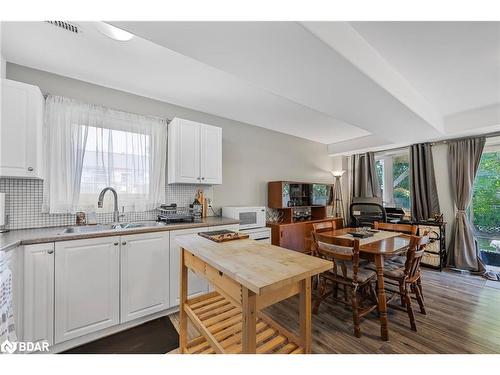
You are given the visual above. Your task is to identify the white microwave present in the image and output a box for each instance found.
[222,206,266,230]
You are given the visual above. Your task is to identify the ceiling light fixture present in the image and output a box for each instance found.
[95,22,134,41]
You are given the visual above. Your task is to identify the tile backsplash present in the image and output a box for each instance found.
[0,178,213,230]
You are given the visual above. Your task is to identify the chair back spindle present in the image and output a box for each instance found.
[315,237,362,283]
[404,235,430,282]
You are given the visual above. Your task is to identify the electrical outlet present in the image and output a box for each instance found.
[207,198,212,207]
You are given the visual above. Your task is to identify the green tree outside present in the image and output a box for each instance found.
[472,151,500,231]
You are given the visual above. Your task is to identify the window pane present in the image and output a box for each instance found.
[473,150,500,266]
[376,159,384,198]
[78,125,151,210]
[392,153,410,210]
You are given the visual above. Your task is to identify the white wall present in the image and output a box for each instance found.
[431,144,455,248]
[6,63,335,211]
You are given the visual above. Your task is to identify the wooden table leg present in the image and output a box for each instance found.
[299,277,312,353]
[242,286,257,353]
[375,254,389,341]
[179,248,188,353]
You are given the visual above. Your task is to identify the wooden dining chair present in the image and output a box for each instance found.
[313,237,379,338]
[373,221,418,235]
[311,221,337,256]
[311,221,338,289]
[383,235,430,331]
[373,222,418,265]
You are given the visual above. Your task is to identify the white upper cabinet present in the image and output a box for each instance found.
[168,118,222,184]
[200,124,222,184]
[1,79,44,179]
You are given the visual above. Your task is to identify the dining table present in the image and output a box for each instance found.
[316,227,411,341]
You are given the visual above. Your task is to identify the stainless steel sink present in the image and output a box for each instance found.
[118,221,167,229]
[59,224,118,234]
[58,221,166,235]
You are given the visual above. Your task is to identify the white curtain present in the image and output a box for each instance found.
[43,95,167,214]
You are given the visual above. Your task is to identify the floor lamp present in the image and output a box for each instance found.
[331,170,346,227]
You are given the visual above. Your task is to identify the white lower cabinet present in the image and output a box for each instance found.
[23,243,55,346]
[120,231,170,323]
[169,226,210,307]
[21,224,238,349]
[54,237,120,344]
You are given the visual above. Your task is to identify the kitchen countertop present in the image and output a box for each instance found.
[0,216,240,253]
[176,233,332,295]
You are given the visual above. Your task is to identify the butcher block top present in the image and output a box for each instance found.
[175,234,332,295]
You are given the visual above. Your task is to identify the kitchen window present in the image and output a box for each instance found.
[375,150,411,211]
[78,126,152,211]
[42,95,167,214]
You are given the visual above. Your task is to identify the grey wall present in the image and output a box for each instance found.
[6,63,334,213]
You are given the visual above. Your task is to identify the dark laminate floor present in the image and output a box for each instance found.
[62,317,179,354]
[169,269,500,354]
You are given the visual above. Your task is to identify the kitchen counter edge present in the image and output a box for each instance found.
[0,217,240,253]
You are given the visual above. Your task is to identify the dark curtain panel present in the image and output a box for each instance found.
[351,152,381,198]
[410,143,440,221]
[447,137,486,272]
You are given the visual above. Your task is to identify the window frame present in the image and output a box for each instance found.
[375,149,411,210]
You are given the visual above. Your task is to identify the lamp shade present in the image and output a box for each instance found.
[331,170,345,178]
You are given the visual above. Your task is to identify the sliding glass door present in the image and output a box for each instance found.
[472,145,500,267]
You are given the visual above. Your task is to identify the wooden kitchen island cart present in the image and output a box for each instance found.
[175,235,332,354]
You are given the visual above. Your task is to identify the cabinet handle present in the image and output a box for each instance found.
[47,249,54,254]
[113,242,119,246]
[201,177,205,180]
[122,241,127,245]
[27,166,34,172]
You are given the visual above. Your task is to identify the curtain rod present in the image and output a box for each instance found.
[42,93,171,124]
[429,130,500,146]
[370,130,500,156]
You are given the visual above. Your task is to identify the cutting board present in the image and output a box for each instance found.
[198,230,250,243]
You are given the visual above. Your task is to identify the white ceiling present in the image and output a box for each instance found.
[1,21,499,154]
[350,21,500,116]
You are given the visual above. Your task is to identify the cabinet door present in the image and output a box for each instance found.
[55,237,120,343]
[120,232,170,323]
[169,227,209,307]
[23,243,55,346]
[279,224,306,252]
[168,118,201,184]
[0,79,44,178]
[200,124,222,184]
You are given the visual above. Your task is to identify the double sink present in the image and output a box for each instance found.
[59,220,167,234]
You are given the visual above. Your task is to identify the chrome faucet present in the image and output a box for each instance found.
[97,187,121,223]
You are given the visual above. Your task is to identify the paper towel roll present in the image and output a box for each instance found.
[0,193,5,226]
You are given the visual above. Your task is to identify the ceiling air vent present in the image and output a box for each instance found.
[45,21,80,34]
